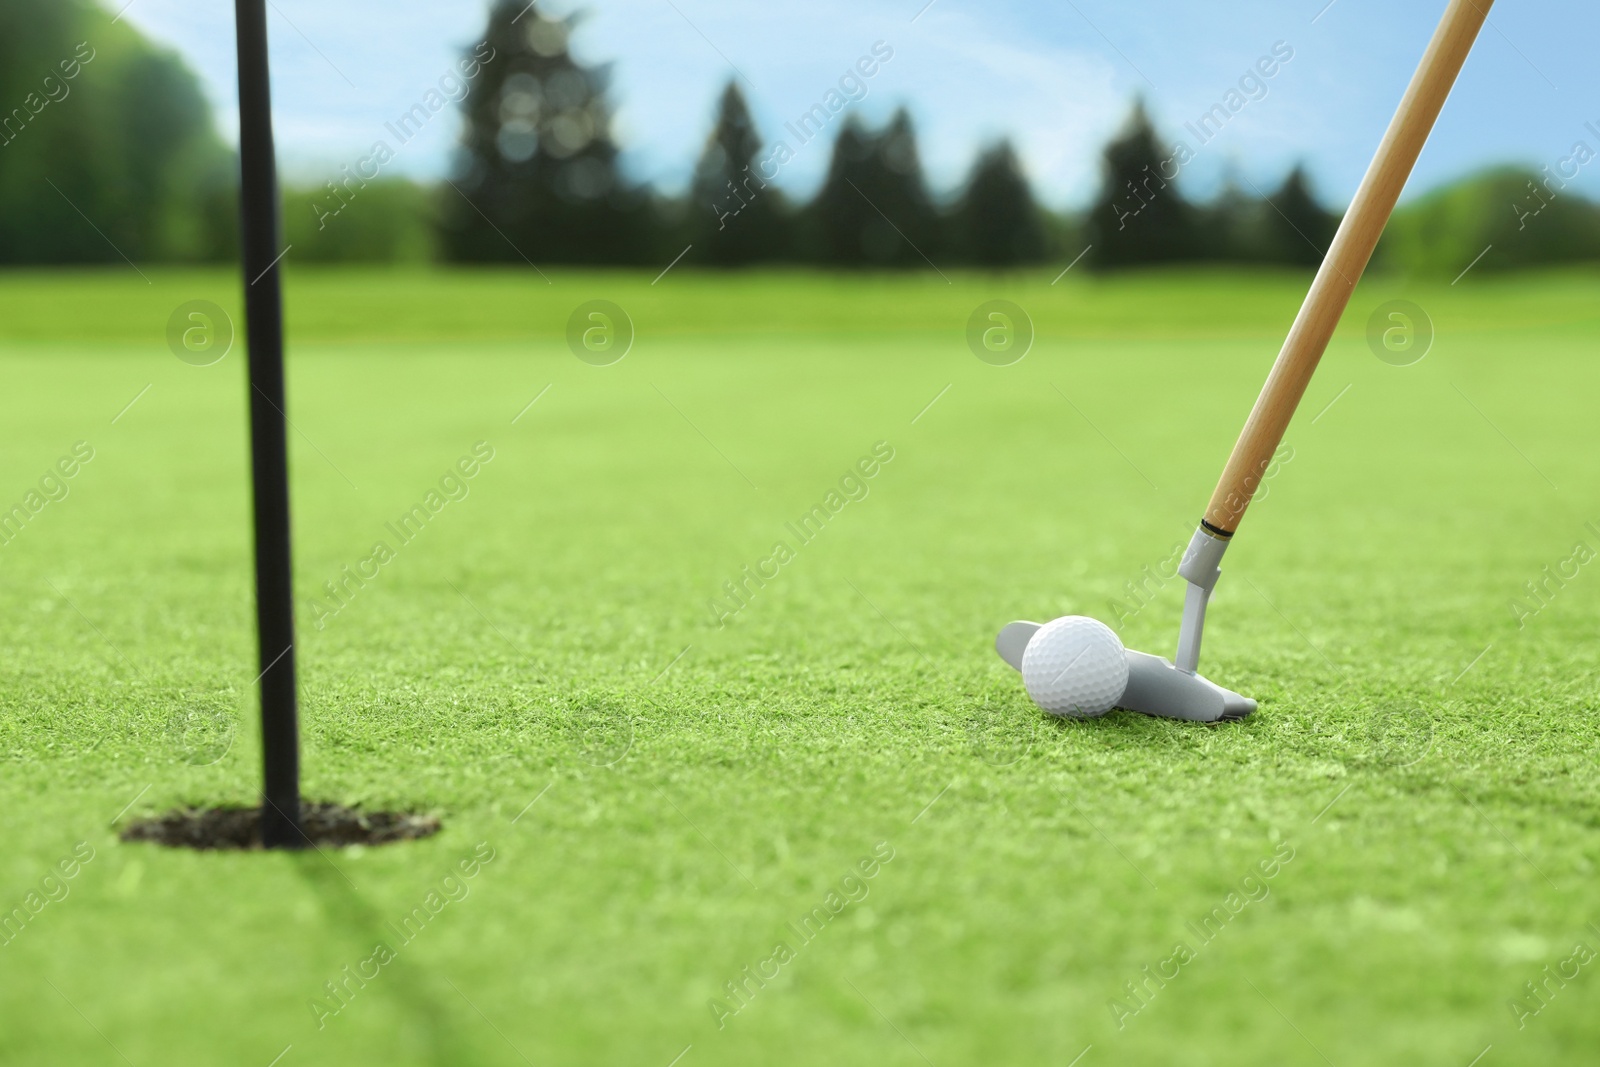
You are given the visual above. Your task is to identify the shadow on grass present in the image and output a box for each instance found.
[291,853,489,1066]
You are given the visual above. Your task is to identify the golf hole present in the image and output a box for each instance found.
[119,802,441,851]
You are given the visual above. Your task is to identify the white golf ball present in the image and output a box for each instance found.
[1020,615,1129,717]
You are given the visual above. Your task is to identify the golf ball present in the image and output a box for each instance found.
[1020,615,1129,717]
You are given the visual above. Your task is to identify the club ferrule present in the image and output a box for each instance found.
[1178,524,1230,591]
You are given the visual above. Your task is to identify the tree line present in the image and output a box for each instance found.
[2,0,1597,274]
[432,2,1336,270]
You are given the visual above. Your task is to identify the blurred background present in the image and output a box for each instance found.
[5,6,1600,1063]
[3,0,1597,276]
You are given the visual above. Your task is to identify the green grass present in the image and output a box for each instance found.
[1,264,1598,1065]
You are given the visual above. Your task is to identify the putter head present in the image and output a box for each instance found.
[1121,649,1255,722]
[995,621,1256,724]
[995,525,1257,723]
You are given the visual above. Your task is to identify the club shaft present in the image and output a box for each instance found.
[234,0,302,848]
[1203,0,1492,536]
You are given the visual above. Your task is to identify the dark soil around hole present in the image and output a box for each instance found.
[119,802,441,850]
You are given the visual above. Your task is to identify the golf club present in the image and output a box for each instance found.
[234,0,302,845]
[997,0,1493,722]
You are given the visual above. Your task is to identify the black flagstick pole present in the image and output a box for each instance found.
[234,0,302,848]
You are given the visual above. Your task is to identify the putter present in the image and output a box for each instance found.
[997,0,1493,722]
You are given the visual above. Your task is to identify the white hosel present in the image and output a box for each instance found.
[1174,524,1230,674]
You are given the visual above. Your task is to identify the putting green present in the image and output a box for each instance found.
[1,266,1597,1065]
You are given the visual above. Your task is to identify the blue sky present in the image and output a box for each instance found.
[115,0,1600,209]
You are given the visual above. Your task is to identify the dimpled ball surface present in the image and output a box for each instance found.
[1020,615,1129,717]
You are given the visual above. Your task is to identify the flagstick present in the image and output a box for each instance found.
[234,0,302,848]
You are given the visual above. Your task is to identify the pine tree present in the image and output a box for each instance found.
[440,0,650,265]
[954,141,1048,266]
[689,82,788,264]
[803,116,871,265]
[807,109,940,268]
[1086,100,1199,269]
[1263,163,1338,267]
[1195,172,1260,262]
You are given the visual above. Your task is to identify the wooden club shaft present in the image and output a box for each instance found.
[1204,0,1492,535]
